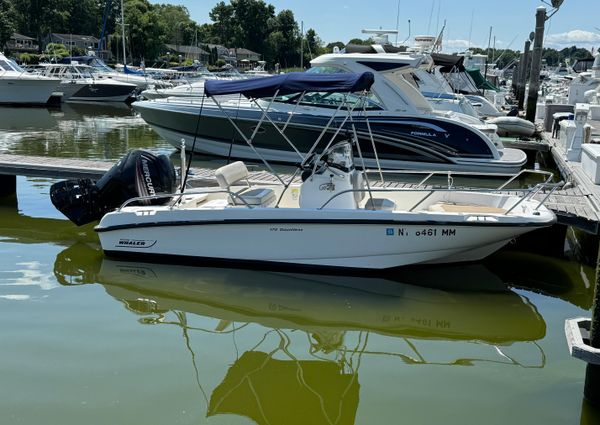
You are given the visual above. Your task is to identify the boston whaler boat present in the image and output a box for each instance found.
[51,72,559,270]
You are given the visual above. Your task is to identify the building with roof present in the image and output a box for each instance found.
[4,33,39,53]
[164,44,209,63]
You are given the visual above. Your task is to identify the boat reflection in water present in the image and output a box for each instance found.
[0,102,168,160]
[54,243,547,425]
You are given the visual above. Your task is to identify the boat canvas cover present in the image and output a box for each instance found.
[204,72,374,98]
[466,67,500,92]
[431,53,465,72]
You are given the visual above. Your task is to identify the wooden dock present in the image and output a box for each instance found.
[540,117,600,235]
[1,149,600,234]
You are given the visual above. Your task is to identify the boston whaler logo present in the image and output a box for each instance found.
[116,239,157,248]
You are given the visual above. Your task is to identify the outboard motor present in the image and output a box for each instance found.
[50,150,176,226]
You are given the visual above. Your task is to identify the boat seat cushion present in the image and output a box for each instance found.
[232,187,276,207]
[365,198,396,211]
[428,202,506,214]
[215,161,249,188]
[178,193,209,208]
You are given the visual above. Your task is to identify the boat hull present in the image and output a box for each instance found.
[134,100,527,173]
[96,208,552,270]
[0,78,60,105]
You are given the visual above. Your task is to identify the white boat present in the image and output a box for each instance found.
[134,52,527,174]
[36,63,136,102]
[51,72,559,270]
[0,53,60,105]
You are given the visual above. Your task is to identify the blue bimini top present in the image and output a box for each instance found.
[204,71,374,98]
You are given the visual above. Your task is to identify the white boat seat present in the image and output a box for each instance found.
[215,161,249,188]
[428,202,506,214]
[231,187,276,207]
[214,161,276,207]
[365,198,396,211]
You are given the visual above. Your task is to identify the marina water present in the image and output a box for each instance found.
[0,103,599,424]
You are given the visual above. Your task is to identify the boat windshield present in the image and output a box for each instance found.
[268,66,382,110]
[0,59,23,72]
[272,90,381,110]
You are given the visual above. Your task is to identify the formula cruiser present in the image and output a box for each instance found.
[51,72,558,270]
[133,53,527,174]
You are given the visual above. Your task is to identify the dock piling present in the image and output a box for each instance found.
[584,241,600,405]
[525,6,546,122]
[517,40,531,110]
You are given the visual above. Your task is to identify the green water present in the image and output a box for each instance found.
[0,104,599,425]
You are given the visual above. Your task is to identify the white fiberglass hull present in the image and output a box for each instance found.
[0,78,60,105]
[96,207,553,270]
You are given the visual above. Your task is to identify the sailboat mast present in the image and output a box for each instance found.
[121,0,127,65]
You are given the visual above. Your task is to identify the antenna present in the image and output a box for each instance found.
[402,20,412,44]
[395,0,401,45]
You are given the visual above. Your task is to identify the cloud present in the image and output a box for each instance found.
[545,30,600,49]
[443,39,478,50]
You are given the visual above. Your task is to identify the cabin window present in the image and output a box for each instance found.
[271,91,383,111]
[0,60,13,71]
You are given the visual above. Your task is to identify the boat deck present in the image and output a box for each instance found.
[0,151,597,233]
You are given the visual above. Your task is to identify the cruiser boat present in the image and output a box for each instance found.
[37,63,136,102]
[58,56,172,90]
[134,52,527,173]
[0,53,60,105]
[51,73,558,270]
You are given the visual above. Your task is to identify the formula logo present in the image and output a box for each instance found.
[116,239,157,249]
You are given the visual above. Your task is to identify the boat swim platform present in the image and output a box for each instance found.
[0,152,598,234]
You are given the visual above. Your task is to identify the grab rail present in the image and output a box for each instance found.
[116,174,563,216]
[363,168,554,189]
[317,181,563,213]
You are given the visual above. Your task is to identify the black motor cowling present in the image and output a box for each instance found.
[50,150,176,226]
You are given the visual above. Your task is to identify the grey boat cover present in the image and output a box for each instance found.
[204,71,374,98]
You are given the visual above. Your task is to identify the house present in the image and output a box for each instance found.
[164,44,209,63]
[204,44,237,65]
[45,33,112,60]
[45,33,99,52]
[234,48,261,62]
[4,33,38,53]
[232,48,261,69]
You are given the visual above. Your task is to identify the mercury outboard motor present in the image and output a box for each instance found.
[50,150,176,226]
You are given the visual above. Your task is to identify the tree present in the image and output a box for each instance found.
[347,37,374,46]
[0,0,16,48]
[325,41,345,53]
[209,1,235,46]
[303,28,325,65]
[45,42,70,58]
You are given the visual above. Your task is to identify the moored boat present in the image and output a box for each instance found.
[51,72,559,270]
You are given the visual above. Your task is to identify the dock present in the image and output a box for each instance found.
[538,115,600,235]
[1,148,599,234]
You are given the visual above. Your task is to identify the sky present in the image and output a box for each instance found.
[148,0,600,52]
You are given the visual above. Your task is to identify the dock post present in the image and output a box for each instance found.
[584,239,600,405]
[517,41,531,110]
[0,175,16,198]
[525,6,546,122]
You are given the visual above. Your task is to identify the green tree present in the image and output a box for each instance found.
[209,1,235,46]
[45,42,70,58]
[325,41,345,53]
[0,0,16,48]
